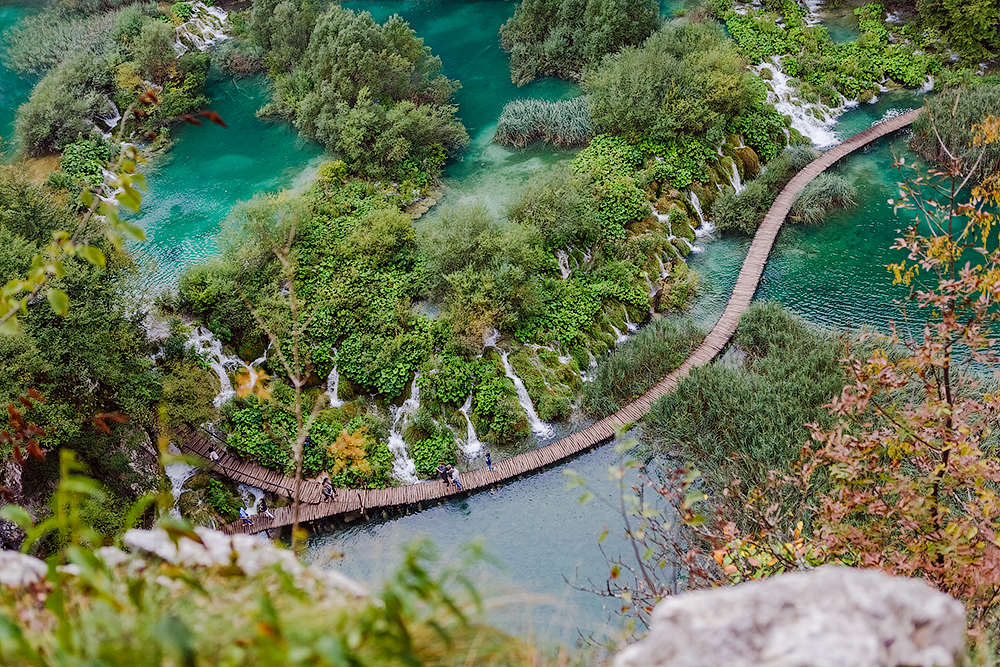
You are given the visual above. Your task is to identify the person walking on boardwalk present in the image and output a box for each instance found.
[436,462,450,485]
[208,448,220,467]
[239,506,253,528]
[322,476,337,501]
[450,466,462,491]
[259,498,275,520]
[485,452,493,470]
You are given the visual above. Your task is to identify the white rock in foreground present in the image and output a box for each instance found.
[614,566,965,667]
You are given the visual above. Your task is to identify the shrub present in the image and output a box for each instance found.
[411,431,456,477]
[499,0,660,85]
[15,52,115,156]
[493,97,593,148]
[59,139,110,187]
[205,478,240,522]
[910,85,1000,183]
[584,317,703,416]
[506,166,603,250]
[214,39,265,78]
[171,2,193,21]
[789,173,858,225]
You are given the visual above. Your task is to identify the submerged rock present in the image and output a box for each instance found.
[614,566,965,667]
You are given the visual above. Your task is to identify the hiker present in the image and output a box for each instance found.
[485,452,493,470]
[450,466,462,491]
[239,507,253,527]
[208,448,220,466]
[259,498,275,520]
[436,462,450,485]
[322,476,337,501]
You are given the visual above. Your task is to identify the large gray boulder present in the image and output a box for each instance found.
[614,566,965,667]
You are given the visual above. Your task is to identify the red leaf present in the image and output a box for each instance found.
[12,447,24,465]
[200,110,227,128]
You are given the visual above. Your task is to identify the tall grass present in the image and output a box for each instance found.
[585,317,704,417]
[643,302,847,509]
[711,145,818,235]
[789,173,858,225]
[493,97,593,148]
[911,84,1000,182]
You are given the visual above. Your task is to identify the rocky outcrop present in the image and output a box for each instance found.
[614,566,966,667]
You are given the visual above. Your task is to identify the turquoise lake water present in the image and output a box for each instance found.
[0,0,936,645]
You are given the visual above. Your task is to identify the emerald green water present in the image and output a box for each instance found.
[0,2,38,155]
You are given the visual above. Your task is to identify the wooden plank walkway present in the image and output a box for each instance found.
[206,109,921,536]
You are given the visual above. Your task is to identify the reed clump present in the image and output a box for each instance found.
[789,173,858,225]
[585,317,704,417]
[493,97,594,148]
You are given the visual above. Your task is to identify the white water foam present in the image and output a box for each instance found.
[753,58,843,148]
[499,348,555,440]
[555,249,571,279]
[386,376,421,484]
[690,192,716,237]
[165,443,197,517]
[458,395,484,456]
[325,348,345,408]
[730,159,744,193]
[239,484,265,516]
[174,2,230,56]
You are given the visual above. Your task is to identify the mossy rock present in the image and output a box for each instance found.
[673,216,697,243]
[671,237,692,257]
[537,391,571,422]
[732,146,761,180]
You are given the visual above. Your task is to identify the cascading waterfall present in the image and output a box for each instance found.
[753,58,843,148]
[174,2,230,55]
[185,327,237,407]
[386,376,421,484]
[689,192,715,237]
[498,348,555,440]
[325,348,345,408]
[623,305,638,333]
[457,395,484,456]
[165,443,196,517]
[730,160,744,193]
[555,249,571,279]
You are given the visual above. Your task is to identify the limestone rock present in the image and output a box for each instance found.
[614,566,965,667]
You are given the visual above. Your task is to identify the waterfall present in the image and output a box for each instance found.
[556,250,571,279]
[655,253,668,279]
[623,305,638,333]
[689,192,716,237]
[457,395,484,456]
[239,484,265,516]
[609,323,628,344]
[499,350,554,440]
[185,327,237,407]
[174,2,230,56]
[753,58,842,148]
[730,160,744,194]
[165,443,196,518]
[386,376,420,484]
[325,349,345,408]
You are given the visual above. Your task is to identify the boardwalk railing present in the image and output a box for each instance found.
[202,109,921,536]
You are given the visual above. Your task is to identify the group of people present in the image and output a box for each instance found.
[436,462,463,490]
[239,498,275,527]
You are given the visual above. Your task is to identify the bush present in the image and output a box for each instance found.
[506,166,602,250]
[583,21,763,143]
[205,478,240,522]
[644,303,848,502]
[15,52,115,156]
[171,2,193,21]
[411,432,456,477]
[59,139,110,187]
[789,173,858,225]
[214,39,265,78]
[584,317,703,416]
[493,97,593,148]
[499,0,660,85]
[261,5,468,178]
[711,145,818,234]
[910,85,1000,183]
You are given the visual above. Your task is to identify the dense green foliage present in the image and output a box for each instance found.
[8,1,210,156]
[913,0,1000,61]
[253,2,468,179]
[583,21,764,145]
[493,97,593,148]
[0,167,159,505]
[711,145,818,234]
[720,1,940,105]
[585,317,703,416]
[499,0,660,85]
[644,302,845,511]
[911,85,1000,182]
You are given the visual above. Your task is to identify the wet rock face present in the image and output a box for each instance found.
[614,566,966,667]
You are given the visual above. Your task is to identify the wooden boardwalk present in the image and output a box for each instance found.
[206,109,921,536]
